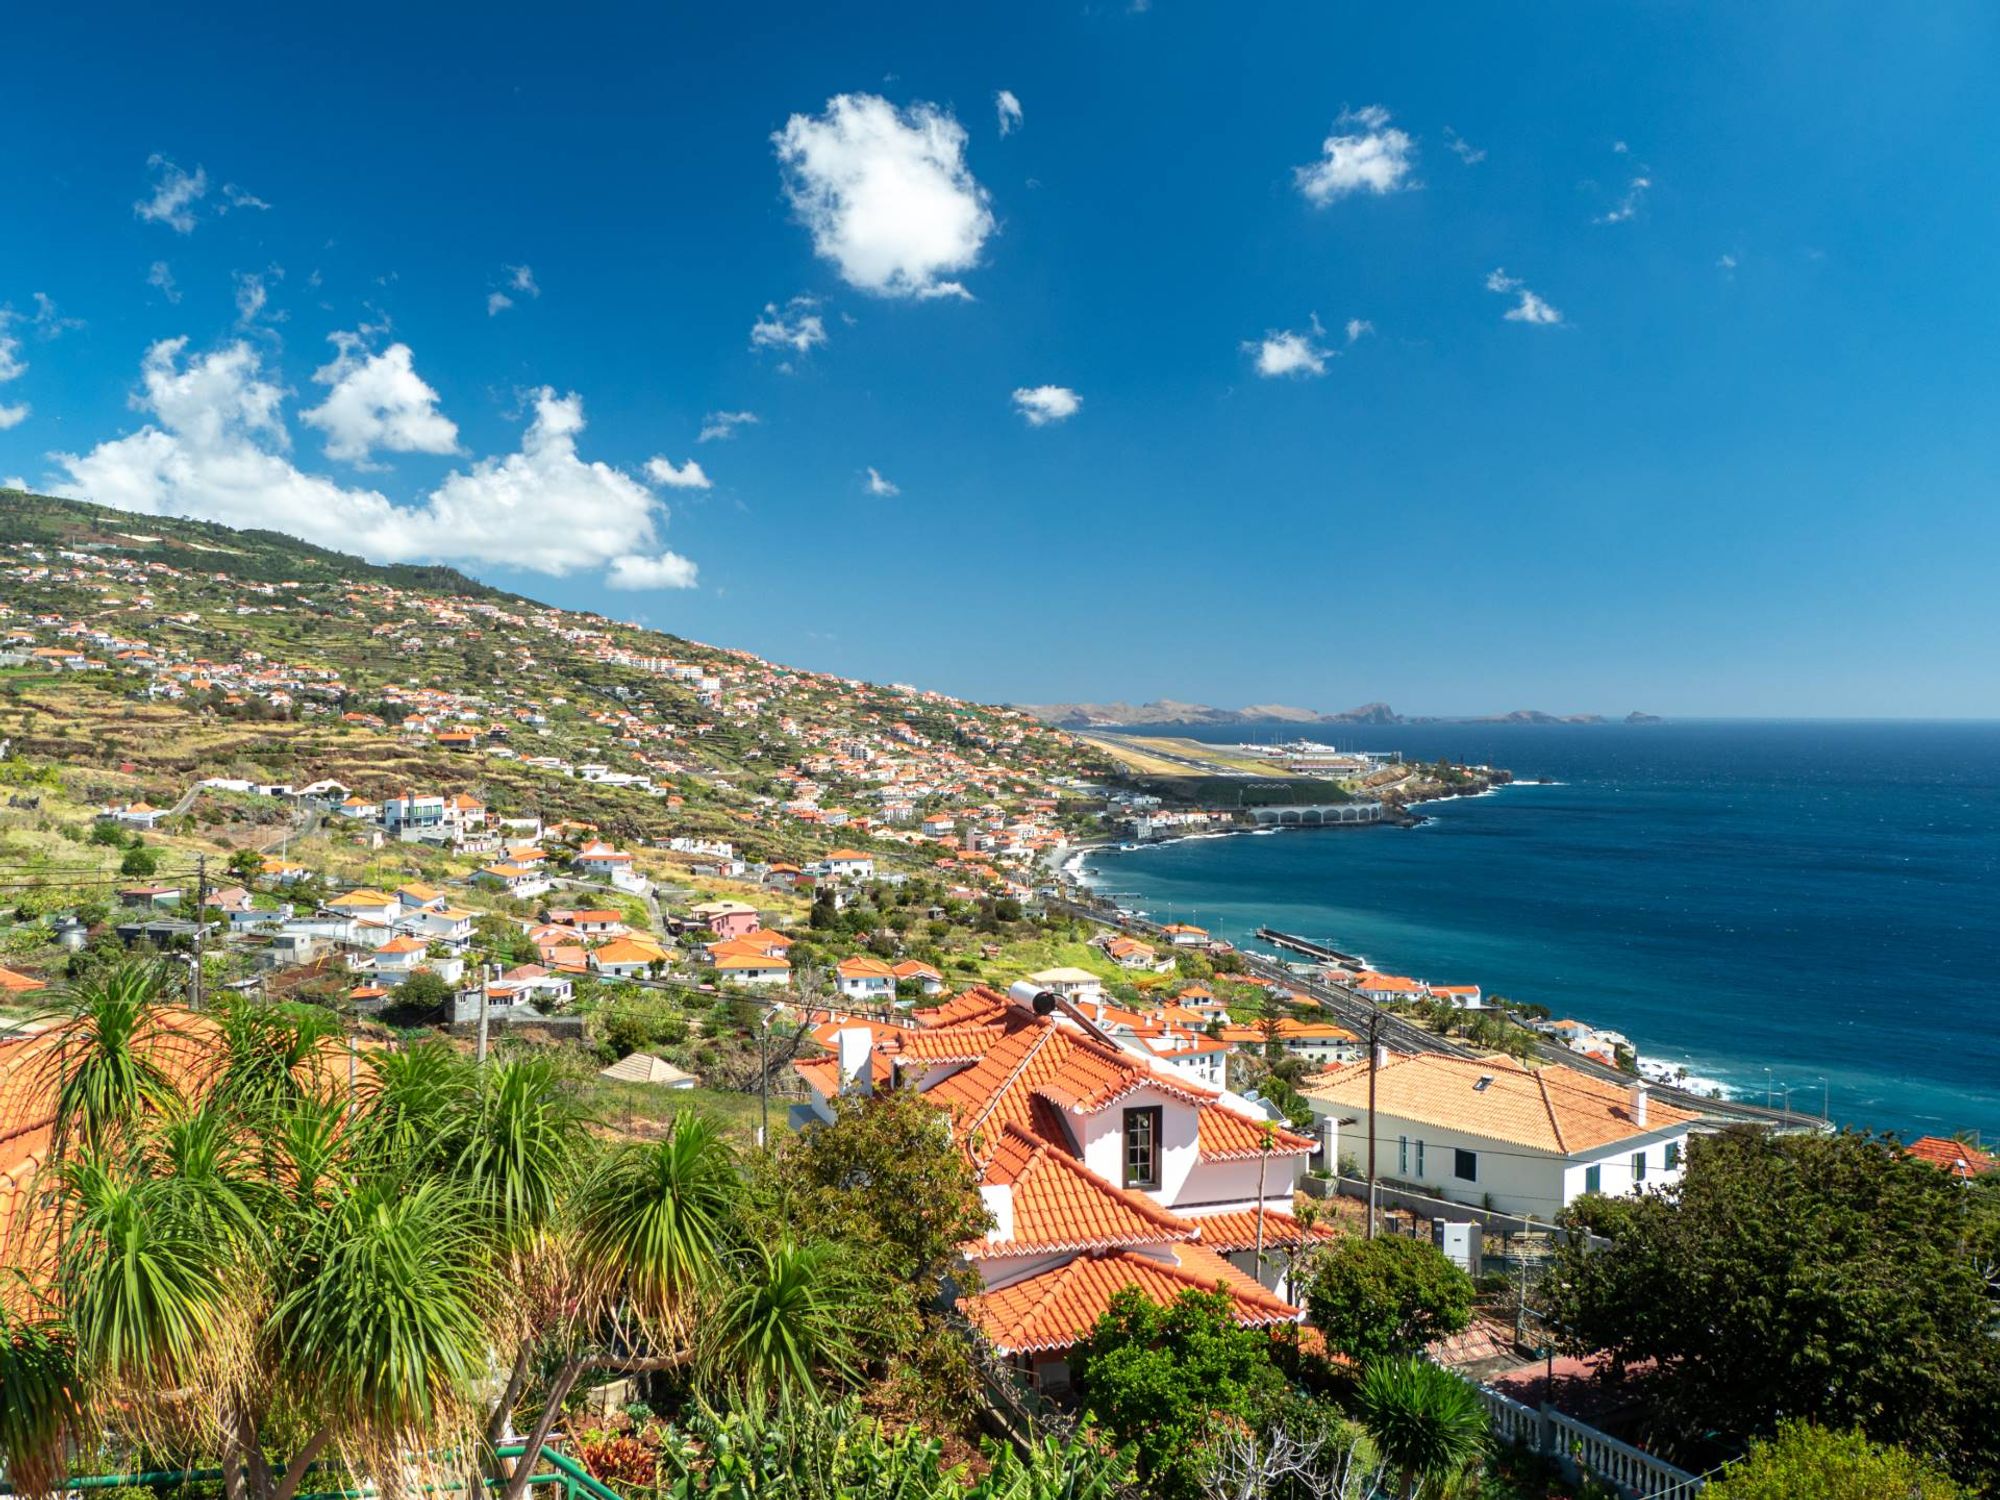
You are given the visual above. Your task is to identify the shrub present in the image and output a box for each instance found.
[1704,1421,1966,1500]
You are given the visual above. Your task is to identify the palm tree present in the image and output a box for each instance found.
[704,1239,863,1406]
[0,1281,79,1499]
[1354,1356,1489,1499]
[37,961,184,1159]
[570,1109,740,1344]
[495,1108,744,1500]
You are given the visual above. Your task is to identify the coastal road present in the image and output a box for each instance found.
[1045,890,1828,1134]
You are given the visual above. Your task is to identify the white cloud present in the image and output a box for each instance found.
[605,552,699,590]
[1443,127,1485,165]
[0,313,28,429]
[1613,140,1630,154]
[220,183,270,213]
[301,332,460,465]
[1486,268,1562,325]
[750,297,828,355]
[774,93,996,299]
[488,265,539,316]
[1717,253,1739,272]
[1295,105,1416,205]
[698,410,759,443]
[1345,318,1374,343]
[1247,327,1329,379]
[1012,385,1081,425]
[995,89,1023,136]
[3,477,24,490]
[53,338,696,583]
[865,466,899,496]
[233,270,285,329]
[645,456,711,489]
[147,262,181,304]
[135,155,207,233]
[30,294,82,339]
[1596,174,1652,225]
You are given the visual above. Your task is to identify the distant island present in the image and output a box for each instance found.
[1021,698,1662,729]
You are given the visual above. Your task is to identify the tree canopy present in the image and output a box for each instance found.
[1542,1128,2000,1487]
[1304,1233,1475,1363]
[1704,1421,1968,1500]
[1073,1286,1290,1500]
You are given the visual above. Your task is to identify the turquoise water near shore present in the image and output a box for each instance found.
[1081,721,2000,1139]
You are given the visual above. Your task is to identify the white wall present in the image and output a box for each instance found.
[1310,1100,1692,1217]
[1075,1084,1200,1208]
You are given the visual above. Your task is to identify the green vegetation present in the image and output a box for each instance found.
[1073,1287,1293,1500]
[1304,1235,1476,1364]
[0,965,993,1500]
[1703,1422,1968,1500]
[1354,1356,1490,1500]
[1544,1128,2000,1488]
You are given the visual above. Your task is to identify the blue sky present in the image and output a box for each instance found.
[3,2,1998,717]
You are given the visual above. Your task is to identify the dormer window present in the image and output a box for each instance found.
[1123,1105,1162,1190]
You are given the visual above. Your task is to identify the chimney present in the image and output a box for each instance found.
[1633,1082,1649,1128]
[1374,1043,1390,1070]
[836,1027,874,1096]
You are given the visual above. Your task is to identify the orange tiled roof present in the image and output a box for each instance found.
[1196,1105,1316,1160]
[1302,1052,1697,1155]
[1188,1208,1336,1253]
[970,1122,1195,1259]
[0,967,47,993]
[890,1024,1005,1063]
[961,1244,1300,1354]
[836,957,897,980]
[1906,1135,1994,1178]
[912,987,1015,1029]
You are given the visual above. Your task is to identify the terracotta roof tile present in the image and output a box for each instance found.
[1188,1209,1336,1253]
[970,1122,1195,1259]
[962,1246,1300,1354]
[1906,1135,1994,1178]
[912,986,1015,1029]
[1301,1053,1696,1155]
[1196,1105,1317,1161]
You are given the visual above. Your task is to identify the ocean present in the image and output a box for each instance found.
[1078,721,2000,1140]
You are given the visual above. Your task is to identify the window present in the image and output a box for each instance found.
[1453,1148,1478,1182]
[1664,1140,1682,1170]
[1414,1139,1426,1177]
[1632,1149,1648,1182]
[1584,1164,1601,1194]
[1123,1106,1163,1190]
[1398,1135,1409,1173]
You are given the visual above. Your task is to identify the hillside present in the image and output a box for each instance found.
[0,493,1109,866]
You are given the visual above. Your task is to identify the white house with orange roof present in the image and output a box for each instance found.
[1302,1052,1699,1217]
[713,951,791,987]
[476,861,553,899]
[835,956,897,1003]
[891,959,946,996]
[573,841,635,879]
[794,982,1326,1392]
[817,848,876,881]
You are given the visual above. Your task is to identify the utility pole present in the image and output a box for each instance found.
[758,1015,771,1149]
[190,854,207,1011]
[1365,1002,1383,1240]
[476,971,490,1064]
